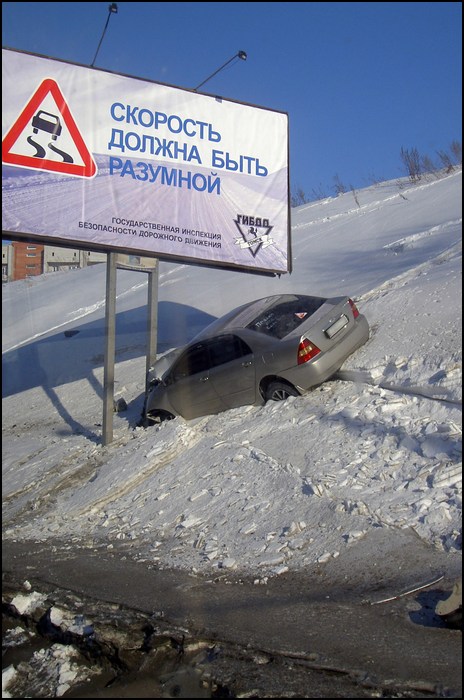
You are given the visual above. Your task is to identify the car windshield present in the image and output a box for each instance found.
[246,295,326,339]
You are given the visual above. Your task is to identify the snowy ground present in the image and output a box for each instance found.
[2,168,462,581]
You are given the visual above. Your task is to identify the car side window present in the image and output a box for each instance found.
[171,343,210,379]
[208,334,252,369]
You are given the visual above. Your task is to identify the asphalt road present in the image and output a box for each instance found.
[2,528,462,698]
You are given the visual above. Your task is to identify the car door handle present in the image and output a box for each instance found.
[199,376,209,382]
[241,361,253,367]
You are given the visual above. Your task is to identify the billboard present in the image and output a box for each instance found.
[2,48,291,275]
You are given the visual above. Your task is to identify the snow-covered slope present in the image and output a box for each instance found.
[2,169,462,579]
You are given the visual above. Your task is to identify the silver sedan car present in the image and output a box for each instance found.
[144,293,369,423]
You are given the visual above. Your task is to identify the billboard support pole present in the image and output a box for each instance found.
[146,262,159,392]
[102,251,117,446]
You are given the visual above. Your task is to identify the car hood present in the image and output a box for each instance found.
[147,347,183,382]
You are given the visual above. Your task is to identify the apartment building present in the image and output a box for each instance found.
[2,241,106,282]
[10,241,44,281]
[2,242,14,282]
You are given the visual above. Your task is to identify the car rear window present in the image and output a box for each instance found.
[246,296,326,339]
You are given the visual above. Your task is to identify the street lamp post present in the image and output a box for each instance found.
[91,3,118,68]
[194,50,247,92]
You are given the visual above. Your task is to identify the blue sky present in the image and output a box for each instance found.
[2,1,462,198]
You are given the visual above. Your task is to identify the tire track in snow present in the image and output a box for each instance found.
[336,369,462,406]
[69,423,206,517]
[356,239,461,305]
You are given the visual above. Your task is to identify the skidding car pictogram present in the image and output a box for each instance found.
[31,110,62,140]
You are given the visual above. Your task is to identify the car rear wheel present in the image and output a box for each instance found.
[264,380,299,402]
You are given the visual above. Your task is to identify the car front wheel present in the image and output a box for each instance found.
[146,410,175,425]
[264,380,299,402]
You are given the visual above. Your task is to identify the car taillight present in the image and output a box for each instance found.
[349,298,360,319]
[297,338,321,364]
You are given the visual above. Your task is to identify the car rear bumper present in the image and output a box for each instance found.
[281,315,370,391]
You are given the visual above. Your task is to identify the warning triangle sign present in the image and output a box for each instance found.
[2,78,97,178]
